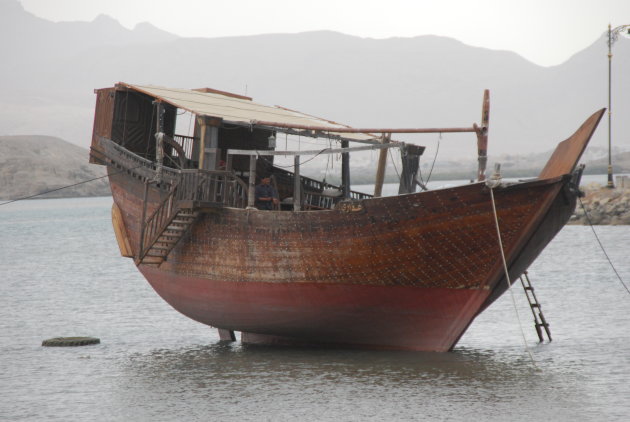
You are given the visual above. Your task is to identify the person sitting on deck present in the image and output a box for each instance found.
[255,177,279,210]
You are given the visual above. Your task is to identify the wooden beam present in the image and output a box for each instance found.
[111,202,133,257]
[226,142,401,157]
[197,116,207,170]
[341,140,350,199]
[476,89,490,181]
[294,156,301,211]
[193,87,253,101]
[247,155,257,209]
[373,133,390,197]
[250,120,477,134]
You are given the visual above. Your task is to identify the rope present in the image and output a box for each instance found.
[388,149,401,181]
[489,186,538,367]
[426,132,441,184]
[416,133,441,188]
[0,164,144,207]
[323,137,333,184]
[578,197,630,295]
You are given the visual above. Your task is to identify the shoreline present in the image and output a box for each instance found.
[569,181,630,225]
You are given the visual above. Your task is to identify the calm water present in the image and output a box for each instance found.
[1,195,630,421]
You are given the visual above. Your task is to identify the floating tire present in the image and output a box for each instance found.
[42,337,101,347]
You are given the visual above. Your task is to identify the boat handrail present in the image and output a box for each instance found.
[172,134,197,161]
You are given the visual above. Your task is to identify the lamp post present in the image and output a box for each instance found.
[606,23,630,188]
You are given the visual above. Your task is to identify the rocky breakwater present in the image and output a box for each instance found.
[570,182,630,225]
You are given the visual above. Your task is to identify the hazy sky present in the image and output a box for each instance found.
[19,0,630,67]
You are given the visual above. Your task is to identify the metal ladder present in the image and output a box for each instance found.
[520,270,552,342]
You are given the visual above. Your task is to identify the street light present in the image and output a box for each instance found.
[606,23,630,188]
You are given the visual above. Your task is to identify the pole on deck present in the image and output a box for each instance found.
[293,156,301,211]
[198,120,207,170]
[247,155,257,209]
[476,89,490,182]
[341,140,350,198]
[373,133,390,197]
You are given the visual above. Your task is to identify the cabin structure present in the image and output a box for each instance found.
[89,84,457,211]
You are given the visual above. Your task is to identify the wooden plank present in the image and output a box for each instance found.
[294,156,301,211]
[251,120,477,134]
[373,133,390,197]
[247,155,257,208]
[538,109,606,179]
[227,142,402,157]
[476,89,490,182]
[341,140,350,198]
[111,202,133,257]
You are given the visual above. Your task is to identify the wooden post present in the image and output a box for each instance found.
[373,133,390,197]
[138,181,150,260]
[341,140,350,198]
[217,328,236,341]
[247,155,257,209]
[154,101,164,183]
[197,116,207,170]
[476,89,490,182]
[196,116,222,170]
[398,144,423,194]
[294,155,301,211]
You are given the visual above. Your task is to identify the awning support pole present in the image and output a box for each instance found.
[341,140,350,199]
[293,156,301,211]
[247,155,257,209]
[373,133,390,197]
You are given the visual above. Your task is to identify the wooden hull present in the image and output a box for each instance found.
[140,267,491,351]
[109,167,575,351]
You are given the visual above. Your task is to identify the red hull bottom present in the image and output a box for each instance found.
[140,266,491,352]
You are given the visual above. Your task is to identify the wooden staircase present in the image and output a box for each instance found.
[139,207,198,266]
[136,170,249,266]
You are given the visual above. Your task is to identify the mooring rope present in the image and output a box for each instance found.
[416,132,441,188]
[489,186,538,367]
[0,164,143,207]
[578,197,630,296]
[388,148,401,182]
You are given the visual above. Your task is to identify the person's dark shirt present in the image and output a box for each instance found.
[254,183,278,210]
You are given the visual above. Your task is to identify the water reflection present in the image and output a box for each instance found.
[130,342,535,383]
[117,341,592,421]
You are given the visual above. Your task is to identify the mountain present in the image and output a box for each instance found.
[586,151,630,174]
[0,135,110,200]
[0,0,628,167]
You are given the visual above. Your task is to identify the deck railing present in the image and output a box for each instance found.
[98,135,368,213]
[176,170,248,208]
[271,166,372,200]
[98,137,180,183]
[270,166,372,209]
[172,135,196,161]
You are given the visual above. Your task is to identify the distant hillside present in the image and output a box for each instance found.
[0,136,110,200]
[583,151,630,174]
[1,0,628,162]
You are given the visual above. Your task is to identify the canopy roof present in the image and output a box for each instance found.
[118,83,379,143]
